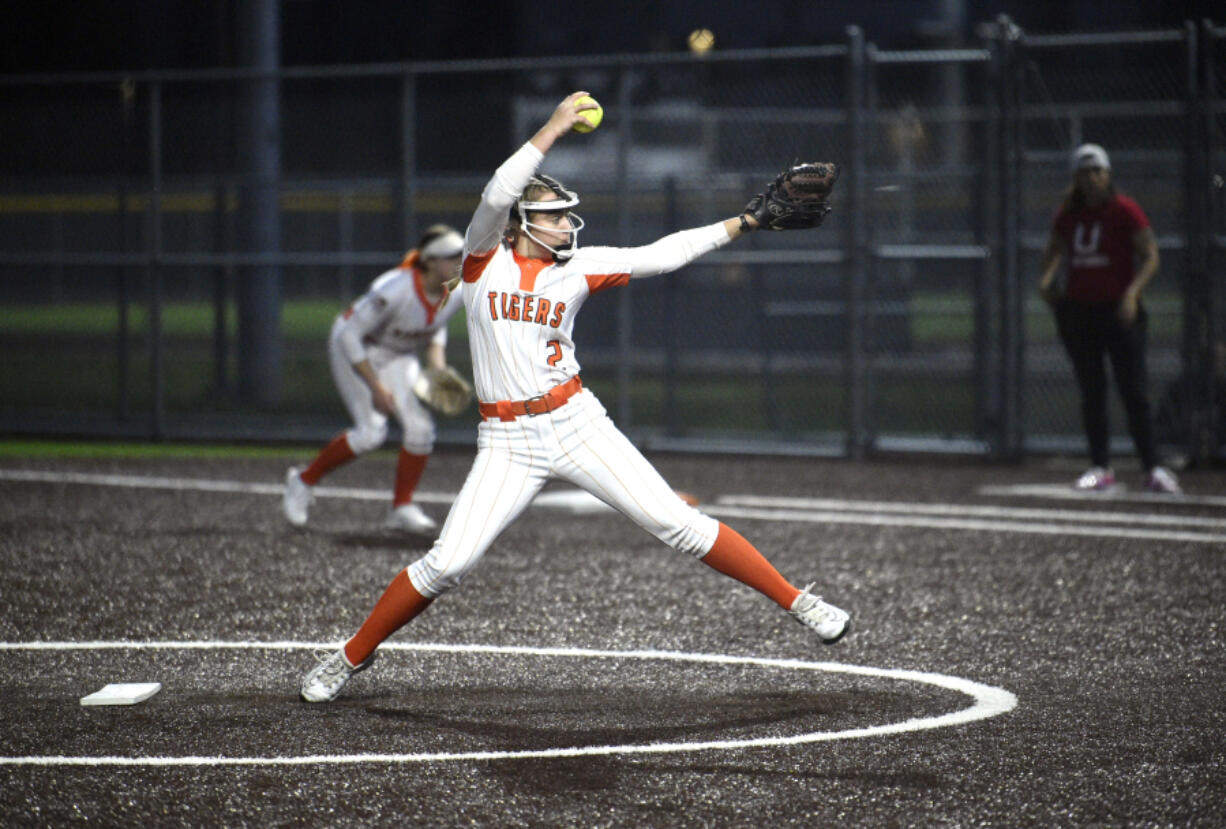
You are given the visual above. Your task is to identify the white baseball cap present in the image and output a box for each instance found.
[1072,143,1111,171]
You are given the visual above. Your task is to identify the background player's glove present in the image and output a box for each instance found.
[412,366,473,417]
[743,162,839,231]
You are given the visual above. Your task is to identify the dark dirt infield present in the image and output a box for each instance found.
[1,449,1223,826]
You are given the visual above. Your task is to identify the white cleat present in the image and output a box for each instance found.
[386,503,438,535]
[300,648,375,703]
[789,584,851,644]
[283,467,314,527]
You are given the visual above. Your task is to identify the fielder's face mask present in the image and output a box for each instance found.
[514,174,584,261]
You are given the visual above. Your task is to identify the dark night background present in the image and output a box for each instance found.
[2,0,1221,74]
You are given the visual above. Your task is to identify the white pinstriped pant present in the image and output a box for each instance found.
[327,321,436,455]
[407,389,720,598]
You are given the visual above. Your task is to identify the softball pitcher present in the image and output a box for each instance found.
[283,224,466,534]
[302,92,850,702]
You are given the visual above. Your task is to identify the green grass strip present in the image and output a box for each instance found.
[0,439,349,460]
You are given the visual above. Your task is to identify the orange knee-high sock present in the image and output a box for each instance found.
[392,449,429,508]
[344,569,433,666]
[300,432,356,486]
[700,522,801,610]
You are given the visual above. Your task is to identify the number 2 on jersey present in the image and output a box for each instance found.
[546,340,562,366]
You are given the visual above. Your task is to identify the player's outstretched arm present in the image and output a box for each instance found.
[593,160,838,280]
[583,212,760,281]
[724,213,761,239]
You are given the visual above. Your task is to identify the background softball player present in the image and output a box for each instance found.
[302,92,849,702]
[283,224,466,534]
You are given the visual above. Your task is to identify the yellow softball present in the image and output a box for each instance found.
[688,28,715,53]
[572,96,603,133]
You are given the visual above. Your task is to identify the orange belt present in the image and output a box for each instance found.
[479,376,583,422]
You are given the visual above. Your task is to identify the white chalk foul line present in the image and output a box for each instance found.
[4,468,1217,543]
[0,640,1017,767]
[717,494,1226,530]
[0,468,454,504]
[978,483,1226,509]
[706,504,1226,545]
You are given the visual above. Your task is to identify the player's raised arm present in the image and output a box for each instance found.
[464,92,599,257]
[464,146,537,257]
[528,91,599,155]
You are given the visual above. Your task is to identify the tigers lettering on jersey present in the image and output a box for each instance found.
[487,291,565,327]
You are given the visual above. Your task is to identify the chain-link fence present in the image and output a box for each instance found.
[1,20,1221,463]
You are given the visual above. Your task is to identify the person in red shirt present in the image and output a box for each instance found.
[1037,143,1180,493]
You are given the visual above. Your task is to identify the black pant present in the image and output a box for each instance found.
[1053,300,1156,470]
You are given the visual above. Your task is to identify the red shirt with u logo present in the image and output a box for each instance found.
[1051,193,1150,303]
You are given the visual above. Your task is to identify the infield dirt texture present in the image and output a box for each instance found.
[1,449,1223,826]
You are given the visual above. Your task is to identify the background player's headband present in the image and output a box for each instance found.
[420,230,464,260]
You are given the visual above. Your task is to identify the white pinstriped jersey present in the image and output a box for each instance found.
[405,142,732,599]
[461,142,731,404]
[459,243,632,403]
[333,260,464,369]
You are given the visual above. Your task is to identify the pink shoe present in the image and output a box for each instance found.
[1073,466,1116,491]
[1142,466,1181,494]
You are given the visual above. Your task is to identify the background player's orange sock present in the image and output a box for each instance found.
[300,432,356,486]
[392,449,429,507]
[344,569,432,666]
[700,522,801,609]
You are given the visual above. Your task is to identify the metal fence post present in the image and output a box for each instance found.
[993,16,1024,459]
[117,78,135,422]
[844,26,869,459]
[615,66,634,428]
[339,192,355,300]
[400,70,417,247]
[1181,21,1214,466]
[1008,22,1026,459]
[147,80,164,439]
[213,181,231,397]
[976,34,1000,449]
[986,19,1005,458]
[663,175,681,436]
[1205,20,1225,463]
[235,0,283,408]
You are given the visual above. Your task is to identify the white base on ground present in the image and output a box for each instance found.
[80,682,162,706]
